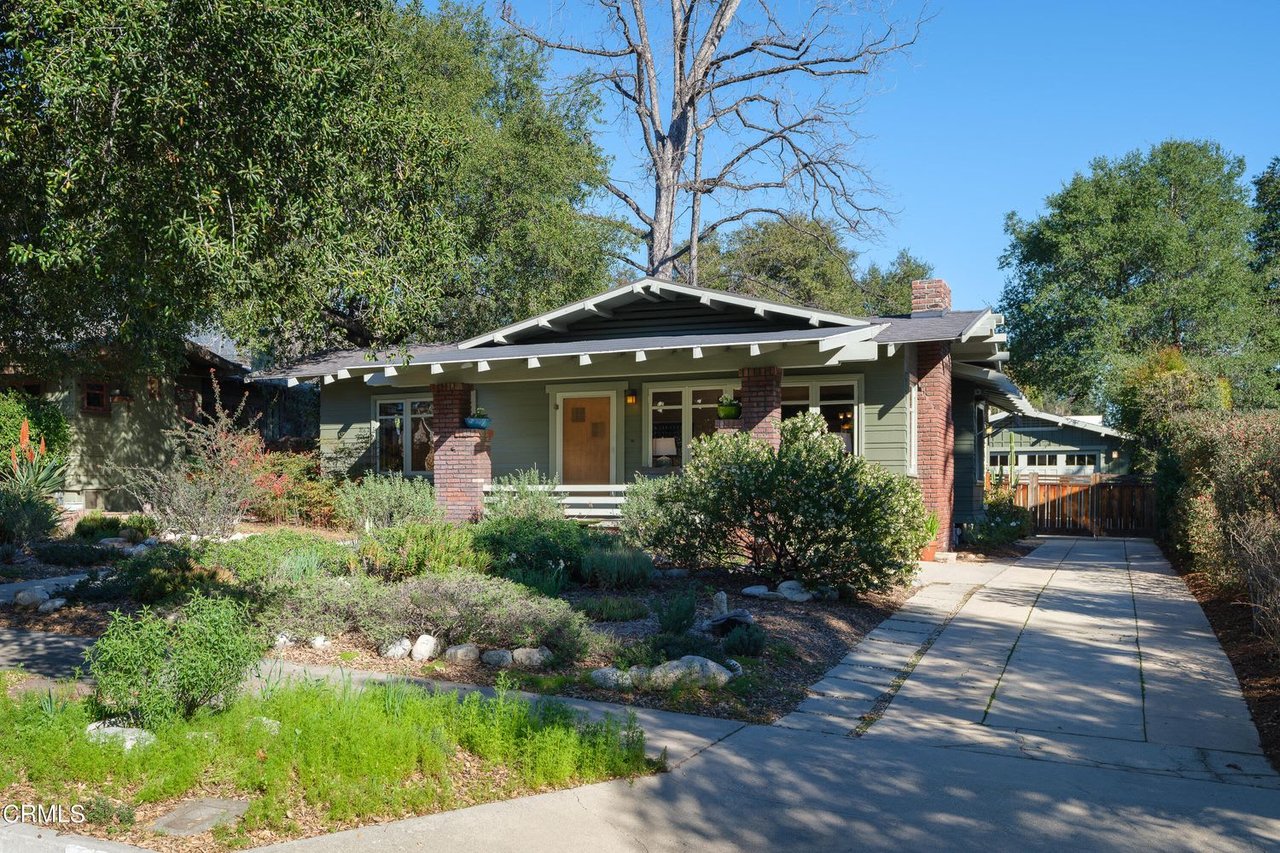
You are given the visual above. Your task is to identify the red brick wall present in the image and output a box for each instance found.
[911,278,952,313]
[431,383,491,522]
[738,366,782,448]
[916,342,954,549]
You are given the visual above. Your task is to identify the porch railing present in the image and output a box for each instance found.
[482,483,628,522]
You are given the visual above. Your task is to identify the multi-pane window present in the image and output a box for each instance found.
[647,384,738,468]
[781,380,861,454]
[989,452,1011,469]
[376,398,434,476]
[1019,452,1057,468]
[1064,453,1098,469]
[81,380,110,415]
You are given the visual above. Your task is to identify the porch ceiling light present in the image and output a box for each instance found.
[625,389,638,405]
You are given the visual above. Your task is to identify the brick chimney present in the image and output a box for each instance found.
[911,278,951,314]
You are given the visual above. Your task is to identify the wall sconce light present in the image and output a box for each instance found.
[625,389,638,405]
[1111,449,1120,460]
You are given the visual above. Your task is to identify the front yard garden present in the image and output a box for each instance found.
[0,400,934,847]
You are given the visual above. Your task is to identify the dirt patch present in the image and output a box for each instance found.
[1180,569,1280,771]
[275,571,906,724]
[956,538,1041,563]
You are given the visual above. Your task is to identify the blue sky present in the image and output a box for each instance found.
[502,1,1280,309]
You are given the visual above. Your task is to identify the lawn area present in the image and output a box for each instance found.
[0,671,652,851]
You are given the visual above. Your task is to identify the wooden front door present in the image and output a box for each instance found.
[561,396,612,484]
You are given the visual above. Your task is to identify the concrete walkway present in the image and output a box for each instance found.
[6,538,1280,852]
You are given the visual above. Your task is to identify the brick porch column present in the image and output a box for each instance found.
[431,382,491,523]
[738,366,783,448]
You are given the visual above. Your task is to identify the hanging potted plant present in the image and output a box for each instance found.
[919,512,940,562]
[463,407,492,430]
[716,394,742,419]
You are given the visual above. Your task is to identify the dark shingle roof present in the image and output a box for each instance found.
[868,310,990,344]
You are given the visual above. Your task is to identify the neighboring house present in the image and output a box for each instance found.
[267,277,1016,552]
[2,340,316,511]
[986,410,1131,479]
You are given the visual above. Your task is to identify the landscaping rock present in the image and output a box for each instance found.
[647,655,733,689]
[152,797,249,837]
[725,659,744,679]
[87,721,155,751]
[379,638,412,660]
[657,568,689,579]
[590,666,632,690]
[481,649,514,668]
[741,585,786,600]
[627,665,651,689]
[308,636,331,650]
[36,597,66,614]
[273,633,292,650]
[707,608,754,636]
[813,585,839,601]
[411,634,443,661]
[777,580,813,603]
[248,716,280,735]
[13,588,49,608]
[711,591,729,619]
[144,537,160,547]
[512,646,553,669]
[97,537,132,550]
[444,643,480,664]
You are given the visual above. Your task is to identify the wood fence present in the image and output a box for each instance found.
[990,473,1156,537]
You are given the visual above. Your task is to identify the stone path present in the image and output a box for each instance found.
[777,537,1278,787]
[0,572,88,603]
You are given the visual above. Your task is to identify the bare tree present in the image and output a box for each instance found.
[501,0,923,280]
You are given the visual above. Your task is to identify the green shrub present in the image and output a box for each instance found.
[334,473,441,531]
[653,590,697,635]
[0,487,61,545]
[484,468,564,522]
[0,390,70,459]
[721,623,767,658]
[622,413,930,592]
[574,596,648,622]
[963,482,1033,548]
[32,541,119,567]
[249,451,337,526]
[474,515,588,589]
[0,543,17,564]
[357,521,489,580]
[353,574,592,660]
[582,546,653,590]
[74,511,121,541]
[77,544,226,604]
[122,513,158,537]
[258,574,382,641]
[85,593,263,727]
[202,531,353,583]
[615,631,723,669]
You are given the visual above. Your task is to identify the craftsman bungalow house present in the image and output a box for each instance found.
[271,277,1033,551]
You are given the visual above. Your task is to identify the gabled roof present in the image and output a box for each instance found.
[989,409,1129,440]
[457,277,870,349]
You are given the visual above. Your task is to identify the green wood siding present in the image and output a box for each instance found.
[990,416,1130,475]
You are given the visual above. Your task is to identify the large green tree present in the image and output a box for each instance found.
[696,217,930,316]
[2,1,622,374]
[998,139,1278,410]
[1253,157,1280,284]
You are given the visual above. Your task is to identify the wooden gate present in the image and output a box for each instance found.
[1003,474,1155,537]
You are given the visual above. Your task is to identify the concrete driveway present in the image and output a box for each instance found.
[9,538,1280,852]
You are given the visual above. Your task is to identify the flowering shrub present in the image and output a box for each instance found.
[0,390,69,461]
[248,451,337,526]
[116,376,262,538]
[333,473,441,531]
[622,413,930,592]
[0,419,65,545]
[963,480,1033,548]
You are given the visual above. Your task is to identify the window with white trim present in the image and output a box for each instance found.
[374,396,435,476]
[1064,453,1098,469]
[1019,452,1057,468]
[646,383,739,468]
[781,378,862,454]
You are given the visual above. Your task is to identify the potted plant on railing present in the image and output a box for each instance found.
[919,512,940,562]
[716,394,742,419]
[463,407,492,430]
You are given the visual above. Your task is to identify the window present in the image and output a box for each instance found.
[81,380,110,415]
[1065,453,1098,469]
[1,380,43,397]
[1019,452,1057,468]
[374,397,435,476]
[989,452,1010,469]
[780,378,861,454]
[646,383,738,468]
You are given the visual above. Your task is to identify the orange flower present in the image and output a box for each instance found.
[9,447,15,472]
[18,419,29,449]
[39,436,46,455]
